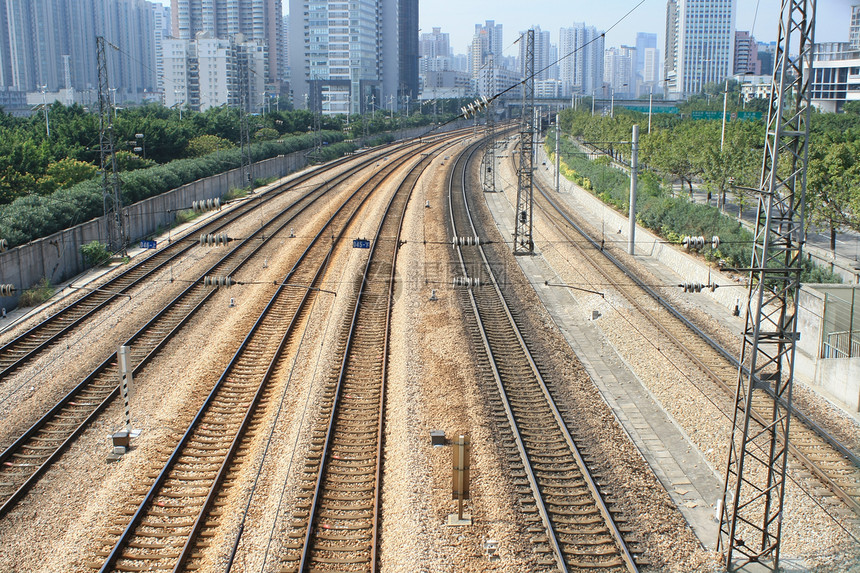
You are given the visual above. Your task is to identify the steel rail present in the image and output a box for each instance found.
[0,151,372,379]
[95,136,456,573]
[532,172,860,515]
[0,146,400,519]
[292,133,441,573]
[0,141,433,519]
[450,138,639,573]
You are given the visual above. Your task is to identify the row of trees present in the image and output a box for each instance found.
[0,100,461,209]
[559,101,860,254]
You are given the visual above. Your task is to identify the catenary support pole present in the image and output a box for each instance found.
[628,124,639,255]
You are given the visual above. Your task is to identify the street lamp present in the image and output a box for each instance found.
[40,85,50,137]
[110,87,117,119]
[133,133,145,159]
[174,87,184,120]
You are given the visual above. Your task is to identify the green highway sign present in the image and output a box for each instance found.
[622,105,680,114]
[691,111,729,120]
[737,111,763,121]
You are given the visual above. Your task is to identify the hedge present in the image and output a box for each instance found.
[0,130,347,247]
[549,134,840,283]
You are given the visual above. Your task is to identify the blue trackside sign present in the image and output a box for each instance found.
[353,239,370,249]
[140,240,157,249]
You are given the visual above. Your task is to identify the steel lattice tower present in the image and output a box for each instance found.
[97,36,127,255]
[238,52,253,188]
[483,55,496,193]
[717,1,816,570]
[513,29,535,255]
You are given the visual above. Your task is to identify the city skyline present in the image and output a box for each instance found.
[151,0,858,59]
[413,0,854,57]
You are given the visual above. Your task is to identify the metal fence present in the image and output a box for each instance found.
[821,288,859,358]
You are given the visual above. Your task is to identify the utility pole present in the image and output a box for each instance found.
[513,29,535,255]
[648,86,653,134]
[628,125,639,255]
[484,56,496,193]
[238,52,253,188]
[721,77,729,152]
[554,113,560,193]
[97,36,126,256]
[717,1,816,571]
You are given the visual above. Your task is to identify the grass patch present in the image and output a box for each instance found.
[174,209,198,225]
[222,187,250,202]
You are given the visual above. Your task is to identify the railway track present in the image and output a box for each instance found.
[0,150,364,380]
[90,135,460,573]
[530,162,860,518]
[277,132,440,573]
[0,139,442,519]
[449,139,640,572]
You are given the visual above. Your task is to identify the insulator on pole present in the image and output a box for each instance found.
[199,233,230,246]
[712,235,721,249]
[0,284,15,296]
[0,238,7,252]
[204,275,234,287]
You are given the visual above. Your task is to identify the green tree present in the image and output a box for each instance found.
[37,158,98,193]
[254,127,279,141]
[184,134,234,158]
[807,138,860,254]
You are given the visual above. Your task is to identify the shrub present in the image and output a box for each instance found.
[17,277,55,307]
[80,240,111,267]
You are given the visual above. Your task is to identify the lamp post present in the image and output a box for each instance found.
[720,77,728,152]
[110,87,117,119]
[648,85,653,134]
[40,85,50,137]
[174,87,184,121]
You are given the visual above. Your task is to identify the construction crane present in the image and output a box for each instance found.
[717,1,816,570]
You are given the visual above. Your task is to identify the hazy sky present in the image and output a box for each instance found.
[419,0,856,56]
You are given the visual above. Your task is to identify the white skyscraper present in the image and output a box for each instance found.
[558,23,604,97]
[604,46,636,98]
[664,0,736,99]
[519,26,556,82]
[289,0,400,115]
[173,0,282,87]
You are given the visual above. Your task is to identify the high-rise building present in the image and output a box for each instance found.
[756,41,776,76]
[398,0,418,103]
[419,27,452,76]
[2,0,158,101]
[289,0,403,115]
[635,32,657,82]
[604,45,636,98]
[664,0,736,99]
[642,47,660,87]
[558,23,604,97]
[163,33,266,112]
[0,0,10,88]
[420,27,451,59]
[470,20,503,79]
[734,31,759,75]
[850,5,860,50]
[172,0,282,88]
[519,26,556,82]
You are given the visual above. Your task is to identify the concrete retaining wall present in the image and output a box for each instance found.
[0,150,308,310]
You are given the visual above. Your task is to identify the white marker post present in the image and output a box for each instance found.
[117,345,134,430]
